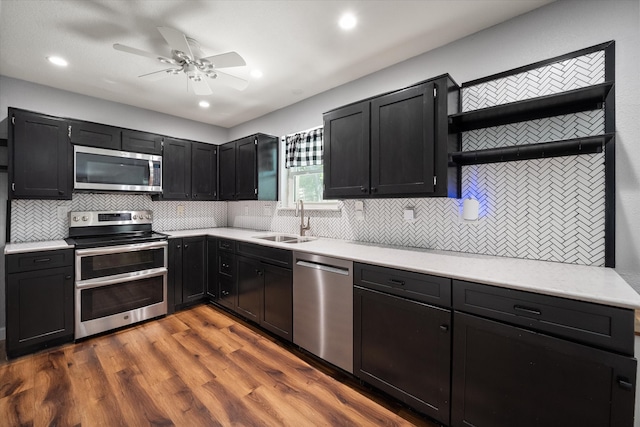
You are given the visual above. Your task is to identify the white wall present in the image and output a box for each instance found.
[0,76,229,144]
[229,0,640,293]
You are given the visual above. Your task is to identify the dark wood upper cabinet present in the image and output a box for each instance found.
[68,120,121,150]
[323,74,460,199]
[236,136,258,200]
[191,142,217,200]
[219,133,278,201]
[371,83,435,196]
[323,102,370,198]
[160,137,191,200]
[219,143,237,201]
[9,108,72,200]
[121,129,163,155]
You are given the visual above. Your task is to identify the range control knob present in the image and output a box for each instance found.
[82,216,88,221]
[146,214,151,220]
[72,216,79,222]
[133,215,138,220]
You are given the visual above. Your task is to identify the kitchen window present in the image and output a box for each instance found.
[279,127,339,210]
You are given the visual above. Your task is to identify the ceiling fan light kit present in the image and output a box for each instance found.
[114,26,248,95]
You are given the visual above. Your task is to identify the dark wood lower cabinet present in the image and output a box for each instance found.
[236,254,293,341]
[6,265,74,358]
[354,286,451,425]
[451,311,636,427]
[168,236,206,313]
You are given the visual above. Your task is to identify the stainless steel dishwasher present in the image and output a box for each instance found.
[293,252,353,373]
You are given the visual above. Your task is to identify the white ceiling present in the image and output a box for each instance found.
[0,0,554,128]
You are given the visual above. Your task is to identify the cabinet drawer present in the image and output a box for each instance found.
[218,252,235,277]
[218,238,236,252]
[452,280,634,355]
[237,242,292,268]
[7,249,74,273]
[354,263,451,307]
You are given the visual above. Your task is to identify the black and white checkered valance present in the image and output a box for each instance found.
[284,127,323,169]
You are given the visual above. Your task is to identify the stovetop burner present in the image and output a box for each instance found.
[68,210,167,249]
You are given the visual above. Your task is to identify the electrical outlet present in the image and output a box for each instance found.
[263,205,272,216]
[244,205,249,215]
[57,206,67,221]
[177,205,185,216]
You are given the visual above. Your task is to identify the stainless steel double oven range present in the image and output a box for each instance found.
[68,210,168,339]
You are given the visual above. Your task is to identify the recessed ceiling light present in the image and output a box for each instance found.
[46,56,68,67]
[199,100,210,108]
[339,13,357,30]
[250,69,263,79]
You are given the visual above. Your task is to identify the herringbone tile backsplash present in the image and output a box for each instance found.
[10,47,607,266]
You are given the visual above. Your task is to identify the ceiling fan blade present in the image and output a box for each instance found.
[139,68,178,81]
[157,26,193,58]
[200,51,246,68]
[113,43,176,64]
[190,75,213,95]
[211,70,249,91]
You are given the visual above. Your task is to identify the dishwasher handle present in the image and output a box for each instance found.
[295,260,350,276]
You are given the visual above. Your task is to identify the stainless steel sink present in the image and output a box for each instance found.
[253,234,316,244]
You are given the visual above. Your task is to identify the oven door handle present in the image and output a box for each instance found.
[76,267,167,290]
[75,240,168,257]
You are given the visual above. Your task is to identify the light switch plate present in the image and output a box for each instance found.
[177,205,185,216]
[403,207,415,222]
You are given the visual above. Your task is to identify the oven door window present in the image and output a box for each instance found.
[80,248,165,280]
[81,275,164,322]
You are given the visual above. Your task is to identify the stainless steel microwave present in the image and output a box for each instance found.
[74,145,162,193]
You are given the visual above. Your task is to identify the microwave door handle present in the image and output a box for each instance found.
[149,159,154,186]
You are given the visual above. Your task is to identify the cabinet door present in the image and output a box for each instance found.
[323,102,370,198]
[182,236,206,304]
[236,256,262,322]
[191,142,217,200]
[162,137,192,200]
[167,238,183,312]
[354,286,451,425]
[261,263,292,341]
[218,142,236,200]
[6,266,74,358]
[69,120,121,150]
[452,312,637,427]
[121,129,163,155]
[206,237,218,300]
[10,110,72,200]
[371,83,435,196]
[236,137,258,200]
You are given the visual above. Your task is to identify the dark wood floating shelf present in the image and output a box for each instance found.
[448,81,614,132]
[450,133,613,166]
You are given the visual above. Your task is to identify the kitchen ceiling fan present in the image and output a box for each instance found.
[113,26,248,95]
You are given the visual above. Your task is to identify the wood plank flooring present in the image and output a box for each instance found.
[0,304,440,426]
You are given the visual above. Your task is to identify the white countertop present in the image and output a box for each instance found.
[4,240,73,254]
[163,227,640,310]
[6,228,640,309]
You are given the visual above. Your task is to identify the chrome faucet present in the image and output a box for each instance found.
[297,200,311,236]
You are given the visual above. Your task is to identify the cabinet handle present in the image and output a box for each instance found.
[222,263,229,268]
[439,324,449,332]
[371,187,377,193]
[58,190,65,195]
[360,186,367,193]
[389,279,405,286]
[186,193,189,197]
[33,258,51,263]
[176,245,181,249]
[256,269,263,276]
[618,378,634,391]
[65,275,72,280]
[184,244,189,249]
[513,305,542,316]
[222,290,229,296]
